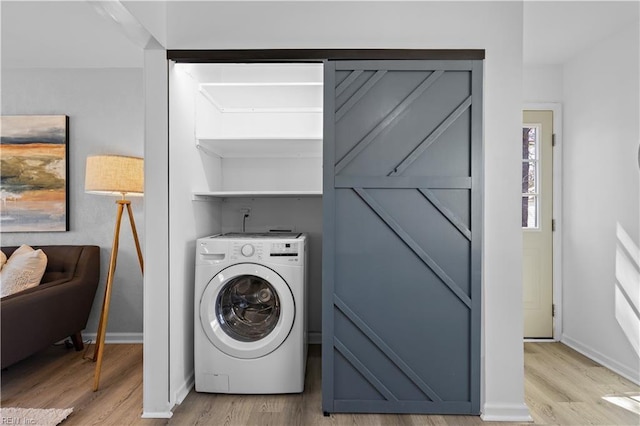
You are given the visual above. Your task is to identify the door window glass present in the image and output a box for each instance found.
[522,126,540,228]
[216,275,281,342]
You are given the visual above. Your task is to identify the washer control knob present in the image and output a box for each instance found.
[241,244,255,257]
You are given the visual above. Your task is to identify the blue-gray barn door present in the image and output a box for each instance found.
[322,60,483,415]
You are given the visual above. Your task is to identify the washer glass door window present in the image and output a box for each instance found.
[200,263,295,359]
[217,275,280,342]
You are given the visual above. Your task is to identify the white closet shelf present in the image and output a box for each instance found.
[196,137,322,158]
[200,82,323,113]
[193,190,322,200]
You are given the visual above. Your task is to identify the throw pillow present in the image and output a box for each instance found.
[0,251,6,271]
[0,245,48,298]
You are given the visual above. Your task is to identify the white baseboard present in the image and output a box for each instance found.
[141,411,173,419]
[84,332,143,344]
[481,403,533,422]
[561,334,640,385]
[308,331,322,345]
[174,374,194,405]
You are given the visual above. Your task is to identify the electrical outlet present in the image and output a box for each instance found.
[240,207,251,216]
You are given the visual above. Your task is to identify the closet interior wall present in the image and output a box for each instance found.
[173,62,325,340]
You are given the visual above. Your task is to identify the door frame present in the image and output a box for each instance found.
[161,50,487,416]
[523,103,562,342]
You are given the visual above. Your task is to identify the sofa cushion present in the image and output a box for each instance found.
[39,246,82,284]
[0,245,48,298]
[0,250,6,271]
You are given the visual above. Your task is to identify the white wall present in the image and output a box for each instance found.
[1,68,144,339]
[561,20,640,383]
[142,48,172,417]
[523,65,563,103]
[168,63,223,407]
[145,1,528,420]
[479,6,528,419]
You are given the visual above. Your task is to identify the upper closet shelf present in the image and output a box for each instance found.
[196,137,322,158]
[193,190,322,200]
[200,82,323,113]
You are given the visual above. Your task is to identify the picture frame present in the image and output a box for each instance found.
[0,115,70,232]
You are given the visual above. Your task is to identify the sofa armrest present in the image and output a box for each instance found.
[72,246,101,287]
[0,245,100,368]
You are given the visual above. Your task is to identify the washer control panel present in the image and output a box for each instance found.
[228,241,300,261]
[200,234,305,264]
[231,242,264,261]
[240,244,255,257]
[270,242,299,257]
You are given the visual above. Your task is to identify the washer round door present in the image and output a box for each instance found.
[199,263,295,359]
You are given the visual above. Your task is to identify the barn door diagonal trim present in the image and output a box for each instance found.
[336,70,364,97]
[334,337,399,401]
[418,188,471,241]
[334,295,443,402]
[336,70,387,121]
[335,176,472,189]
[335,70,445,173]
[389,96,472,176]
[353,188,472,308]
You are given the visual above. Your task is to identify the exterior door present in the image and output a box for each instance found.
[522,110,554,338]
[322,60,482,414]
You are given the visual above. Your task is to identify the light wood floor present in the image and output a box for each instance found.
[1,343,638,425]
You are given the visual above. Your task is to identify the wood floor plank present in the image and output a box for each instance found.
[524,376,563,425]
[2,342,638,425]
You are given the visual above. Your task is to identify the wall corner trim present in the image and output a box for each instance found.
[481,403,533,422]
[141,411,173,419]
[174,373,195,406]
[84,332,143,344]
[562,335,640,386]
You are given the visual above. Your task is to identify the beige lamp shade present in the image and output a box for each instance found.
[85,155,144,197]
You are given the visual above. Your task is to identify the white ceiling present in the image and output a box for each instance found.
[523,1,639,65]
[1,1,638,68]
[1,1,143,68]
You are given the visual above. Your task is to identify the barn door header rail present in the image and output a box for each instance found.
[167,49,485,63]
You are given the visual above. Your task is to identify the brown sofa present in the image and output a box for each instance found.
[1,245,100,369]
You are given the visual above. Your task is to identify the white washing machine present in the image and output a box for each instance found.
[194,232,308,394]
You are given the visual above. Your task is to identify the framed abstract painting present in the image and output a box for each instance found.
[0,115,69,232]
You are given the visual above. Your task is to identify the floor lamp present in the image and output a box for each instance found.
[85,154,144,391]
